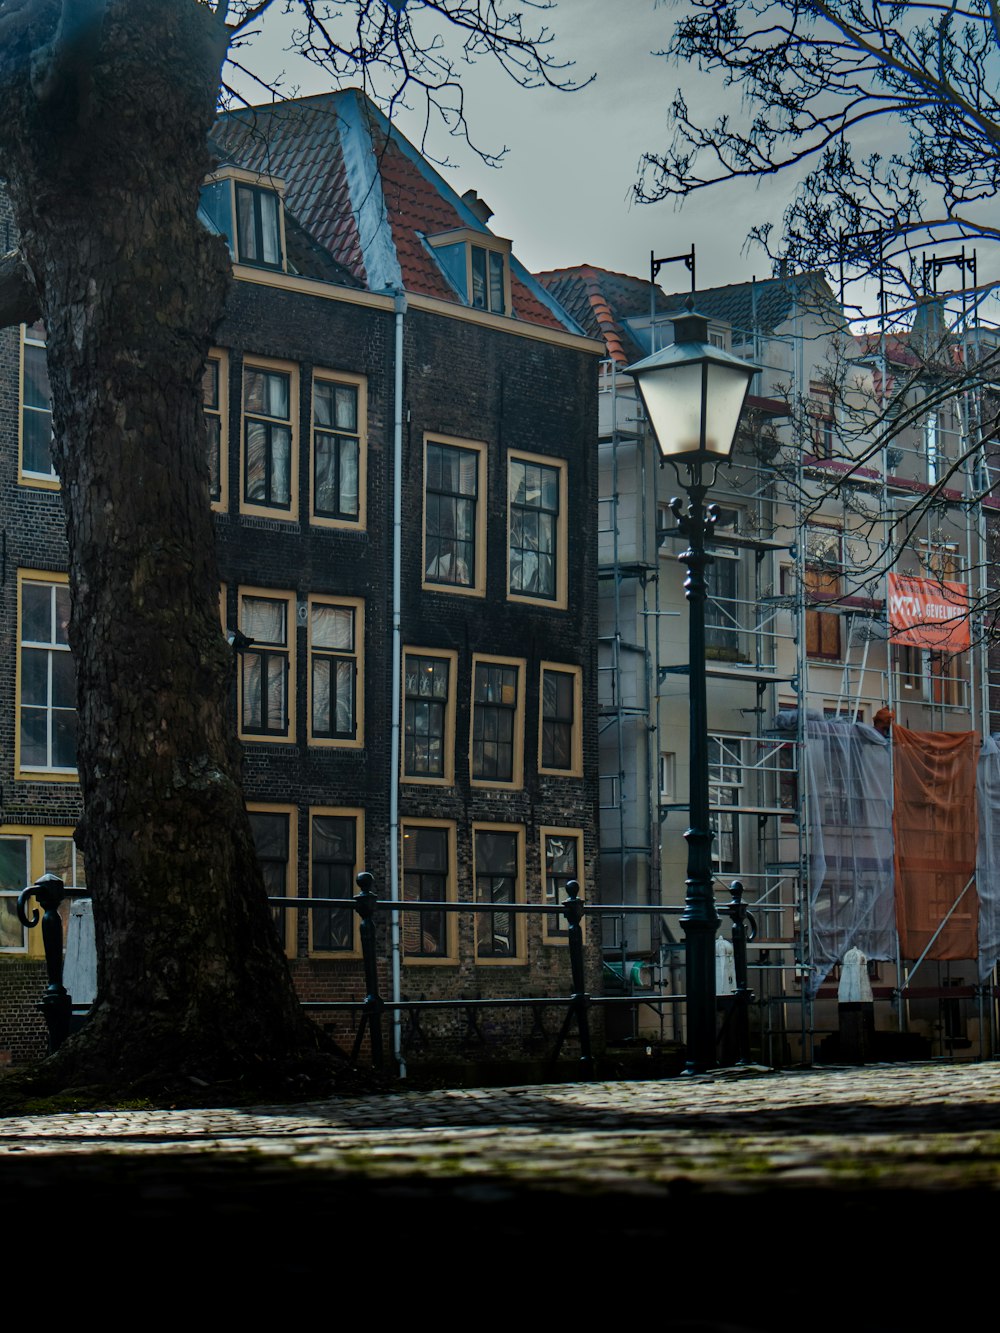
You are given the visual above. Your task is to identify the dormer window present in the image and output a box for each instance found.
[200,168,287,272]
[426,228,512,316]
[236,185,282,267]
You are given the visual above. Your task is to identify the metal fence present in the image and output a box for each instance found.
[16,872,758,1077]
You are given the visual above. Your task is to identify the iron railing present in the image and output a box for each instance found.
[17,872,759,1077]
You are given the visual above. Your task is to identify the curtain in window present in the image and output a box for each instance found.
[237,187,257,261]
[0,839,28,950]
[245,421,266,499]
[259,191,281,265]
[241,598,286,644]
[312,604,352,650]
[312,659,353,736]
[339,443,359,515]
[270,425,291,505]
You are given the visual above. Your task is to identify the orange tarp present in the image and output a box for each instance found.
[893,727,979,961]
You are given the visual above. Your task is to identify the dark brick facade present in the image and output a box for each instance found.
[0,166,600,1072]
[216,279,601,1067]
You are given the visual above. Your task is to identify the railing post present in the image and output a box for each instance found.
[727,879,755,1065]
[17,873,71,1054]
[562,878,593,1077]
[352,871,384,1070]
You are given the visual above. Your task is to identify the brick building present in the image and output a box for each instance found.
[0,90,602,1070]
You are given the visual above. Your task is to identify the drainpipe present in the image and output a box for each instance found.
[389,288,407,1076]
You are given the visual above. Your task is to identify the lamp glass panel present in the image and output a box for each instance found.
[636,360,706,457]
[639,357,753,460]
[704,360,754,457]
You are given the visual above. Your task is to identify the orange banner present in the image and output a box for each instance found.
[887,572,970,651]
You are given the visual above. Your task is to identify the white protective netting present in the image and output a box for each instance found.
[977,736,1000,982]
[805,717,895,997]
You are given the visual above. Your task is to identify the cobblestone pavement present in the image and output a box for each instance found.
[3,1061,1000,1188]
[6,1064,993,1328]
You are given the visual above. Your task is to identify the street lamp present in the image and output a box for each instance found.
[627,306,759,1072]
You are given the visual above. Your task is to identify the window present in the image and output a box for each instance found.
[897,643,924,697]
[708,734,745,873]
[44,833,87,941]
[422,437,486,595]
[203,352,228,511]
[241,359,298,520]
[43,834,85,889]
[824,702,862,722]
[308,596,363,747]
[312,373,366,529]
[778,743,798,818]
[309,809,362,955]
[930,652,966,707]
[659,752,676,801]
[425,228,512,315]
[657,502,674,549]
[200,170,287,272]
[508,452,568,607]
[471,244,507,313]
[238,589,294,742]
[20,322,56,485]
[403,649,457,785]
[926,410,940,485]
[804,526,843,661]
[18,572,76,778]
[474,824,524,962]
[248,805,296,956]
[808,381,835,458]
[402,822,456,962]
[0,826,85,956]
[706,557,741,659]
[920,539,961,582]
[541,827,583,944]
[0,836,29,952]
[539,663,582,776]
[471,656,525,788]
[236,184,283,267]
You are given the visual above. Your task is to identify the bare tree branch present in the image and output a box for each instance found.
[640,1,1000,313]
[225,0,591,167]
[223,0,277,37]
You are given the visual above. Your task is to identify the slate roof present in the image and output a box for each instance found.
[660,272,835,337]
[536,265,674,364]
[213,91,581,334]
[536,265,836,364]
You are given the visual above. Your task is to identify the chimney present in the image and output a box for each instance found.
[462,189,494,226]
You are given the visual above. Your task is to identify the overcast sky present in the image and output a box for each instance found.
[235,0,801,293]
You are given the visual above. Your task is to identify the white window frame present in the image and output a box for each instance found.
[17,571,77,780]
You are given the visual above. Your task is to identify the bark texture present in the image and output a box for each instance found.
[0,0,323,1085]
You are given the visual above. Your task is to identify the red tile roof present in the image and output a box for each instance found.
[536,264,670,364]
[215,99,366,283]
[215,91,577,334]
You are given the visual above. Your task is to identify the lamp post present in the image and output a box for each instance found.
[627,307,759,1072]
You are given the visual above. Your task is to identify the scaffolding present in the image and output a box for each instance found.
[596,266,1000,1065]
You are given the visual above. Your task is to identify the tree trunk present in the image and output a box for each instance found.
[0,0,323,1086]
